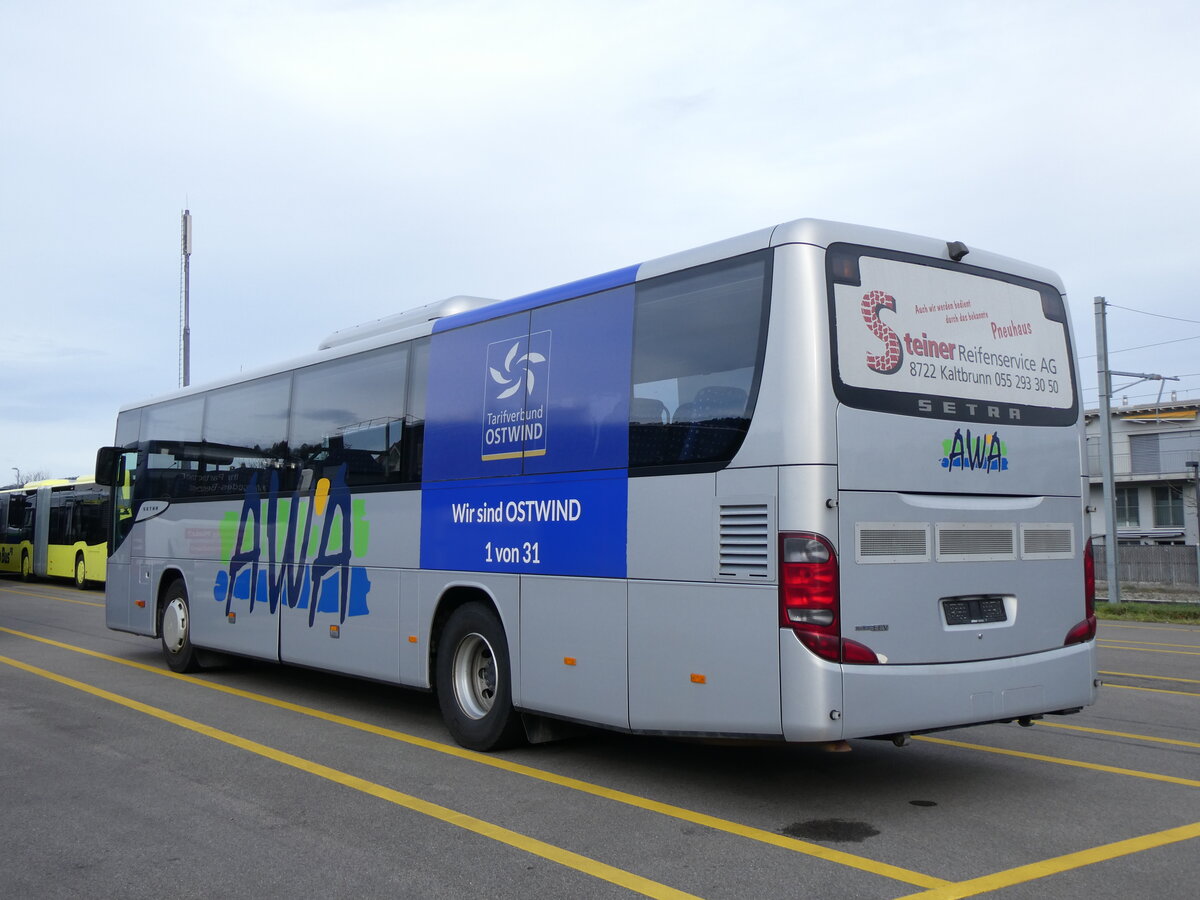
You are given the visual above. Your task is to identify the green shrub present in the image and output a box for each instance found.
[1095,601,1200,625]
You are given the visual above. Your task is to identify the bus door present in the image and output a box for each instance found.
[0,492,25,574]
[103,450,141,631]
[32,485,52,577]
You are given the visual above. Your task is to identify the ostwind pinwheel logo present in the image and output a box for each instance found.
[490,341,546,399]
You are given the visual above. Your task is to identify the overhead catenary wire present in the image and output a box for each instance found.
[1076,301,1200,406]
[1078,332,1200,361]
[1105,303,1200,326]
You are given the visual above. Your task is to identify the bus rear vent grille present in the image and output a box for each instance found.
[936,525,1016,561]
[718,503,771,578]
[1021,525,1074,559]
[856,525,930,563]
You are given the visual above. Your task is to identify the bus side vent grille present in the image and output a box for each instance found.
[718,502,771,579]
[856,524,930,564]
[1021,524,1075,559]
[936,524,1016,561]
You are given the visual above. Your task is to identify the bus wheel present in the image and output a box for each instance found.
[160,579,201,673]
[436,603,525,751]
[74,554,88,590]
[20,553,32,581]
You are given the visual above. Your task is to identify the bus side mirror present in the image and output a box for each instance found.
[95,447,120,487]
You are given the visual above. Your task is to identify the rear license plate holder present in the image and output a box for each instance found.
[942,596,1008,626]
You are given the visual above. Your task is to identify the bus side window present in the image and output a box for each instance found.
[401,337,430,484]
[629,252,770,470]
[48,495,69,545]
[139,396,205,500]
[202,374,294,495]
[289,343,409,487]
[6,494,27,536]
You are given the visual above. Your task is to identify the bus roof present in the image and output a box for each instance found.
[116,217,1065,414]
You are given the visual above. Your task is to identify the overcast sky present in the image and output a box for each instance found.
[3,0,1198,483]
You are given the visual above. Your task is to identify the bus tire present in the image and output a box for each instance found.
[74,554,88,590]
[160,579,201,673]
[436,603,525,752]
[20,552,32,581]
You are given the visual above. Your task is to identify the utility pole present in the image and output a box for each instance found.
[180,209,192,387]
[1188,461,1200,589]
[1093,296,1178,603]
[1094,297,1120,603]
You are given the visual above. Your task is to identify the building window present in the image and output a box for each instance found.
[1152,486,1184,528]
[1115,486,1139,527]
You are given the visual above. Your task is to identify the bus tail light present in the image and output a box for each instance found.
[1065,537,1098,645]
[779,533,879,665]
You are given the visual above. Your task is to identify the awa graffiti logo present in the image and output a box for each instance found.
[941,429,1008,473]
[213,464,372,626]
[482,330,552,461]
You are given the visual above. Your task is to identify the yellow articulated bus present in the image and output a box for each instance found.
[0,478,109,588]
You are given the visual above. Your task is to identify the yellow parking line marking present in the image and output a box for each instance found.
[1100,669,1200,685]
[0,582,69,595]
[1098,644,1200,657]
[0,626,948,890]
[1100,638,1200,649]
[0,584,103,607]
[1034,721,1200,749]
[0,652,700,900]
[1105,683,1200,698]
[893,820,1200,899]
[1100,622,1200,632]
[913,736,1200,787]
[8,621,1193,900]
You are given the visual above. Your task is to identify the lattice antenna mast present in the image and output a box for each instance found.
[179,208,192,387]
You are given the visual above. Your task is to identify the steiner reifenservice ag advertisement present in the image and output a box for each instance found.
[836,255,1073,411]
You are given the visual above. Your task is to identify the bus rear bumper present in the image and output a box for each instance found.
[780,630,1098,742]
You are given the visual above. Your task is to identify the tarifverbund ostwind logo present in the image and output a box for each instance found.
[482,331,551,461]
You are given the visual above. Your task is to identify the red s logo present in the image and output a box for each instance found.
[860,291,903,374]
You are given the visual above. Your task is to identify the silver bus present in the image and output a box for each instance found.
[96,218,1098,750]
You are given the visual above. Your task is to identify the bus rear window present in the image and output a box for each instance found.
[827,245,1078,426]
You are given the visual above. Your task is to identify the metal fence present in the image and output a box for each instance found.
[1093,543,1199,586]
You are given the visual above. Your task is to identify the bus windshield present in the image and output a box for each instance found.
[828,244,1078,426]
